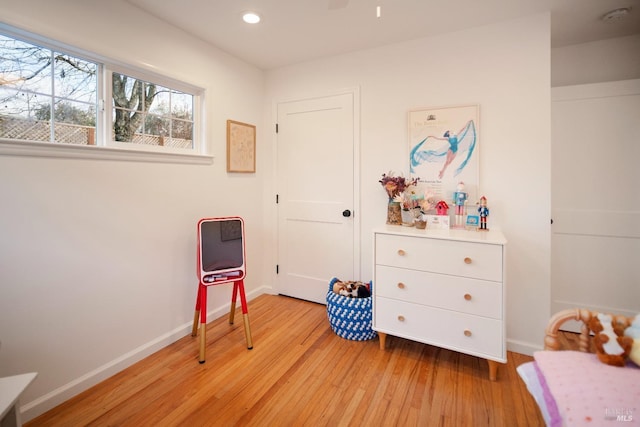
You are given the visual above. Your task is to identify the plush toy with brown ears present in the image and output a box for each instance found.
[589,312,633,367]
[332,280,371,298]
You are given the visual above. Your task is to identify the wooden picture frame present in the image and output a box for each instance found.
[226,120,256,173]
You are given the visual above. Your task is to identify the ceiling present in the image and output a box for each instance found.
[126,0,640,70]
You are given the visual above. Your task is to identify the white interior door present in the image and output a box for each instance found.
[551,79,640,321]
[276,91,359,304]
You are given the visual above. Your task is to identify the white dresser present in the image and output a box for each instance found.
[372,226,507,380]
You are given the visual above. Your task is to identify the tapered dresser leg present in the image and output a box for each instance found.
[487,359,499,381]
[378,332,387,350]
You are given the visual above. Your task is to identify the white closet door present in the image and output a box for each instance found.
[551,79,640,320]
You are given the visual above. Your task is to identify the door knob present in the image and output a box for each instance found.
[342,209,352,217]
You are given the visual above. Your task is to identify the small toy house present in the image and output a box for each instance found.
[435,200,449,216]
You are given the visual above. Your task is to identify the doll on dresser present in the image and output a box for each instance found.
[477,196,489,230]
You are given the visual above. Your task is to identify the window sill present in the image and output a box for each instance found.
[0,139,214,165]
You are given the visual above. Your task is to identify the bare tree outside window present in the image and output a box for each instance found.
[0,35,97,144]
[1,32,194,149]
[112,73,193,148]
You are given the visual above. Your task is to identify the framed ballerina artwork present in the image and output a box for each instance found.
[408,104,479,204]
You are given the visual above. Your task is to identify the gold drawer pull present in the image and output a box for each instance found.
[397,315,405,322]
[397,282,406,289]
[464,257,472,264]
[464,330,472,337]
[397,249,406,256]
[464,293,472,301]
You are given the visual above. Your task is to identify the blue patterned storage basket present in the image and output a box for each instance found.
[326,277,377,341]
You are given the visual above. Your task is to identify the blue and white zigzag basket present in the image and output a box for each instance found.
[326,277,377,341]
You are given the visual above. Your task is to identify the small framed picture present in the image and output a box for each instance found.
[227,120,256,173]
[466,215,479,229]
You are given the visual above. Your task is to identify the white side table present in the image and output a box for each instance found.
[0,373,37,427]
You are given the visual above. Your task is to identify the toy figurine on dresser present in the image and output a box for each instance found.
[478,196,489,230]
[453,181,467,228]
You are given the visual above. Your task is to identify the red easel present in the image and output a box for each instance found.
[191,217,253,363]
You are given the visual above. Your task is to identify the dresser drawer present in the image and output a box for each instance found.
[375,233,503,282]
[375,265,502,319]
[373,297,504,360]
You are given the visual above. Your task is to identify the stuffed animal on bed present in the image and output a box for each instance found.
[332,280,371,298]
[589,312,633,367]
[624,314,640,367]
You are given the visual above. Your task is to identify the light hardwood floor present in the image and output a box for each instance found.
[26,294,544,426]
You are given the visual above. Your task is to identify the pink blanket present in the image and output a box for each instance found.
[533,351,639,426]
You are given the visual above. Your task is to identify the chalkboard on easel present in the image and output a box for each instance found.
[198,217,245,282]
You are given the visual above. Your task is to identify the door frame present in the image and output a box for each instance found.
[270,87,361,297]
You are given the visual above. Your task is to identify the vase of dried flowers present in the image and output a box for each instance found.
[379,172,418,226]
[387,201,402,225]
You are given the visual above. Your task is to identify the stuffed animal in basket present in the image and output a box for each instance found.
[624,314,640,366]
[589,312,633,367]
[332,280,371,298]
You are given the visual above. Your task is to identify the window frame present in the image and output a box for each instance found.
[0,24,211,164]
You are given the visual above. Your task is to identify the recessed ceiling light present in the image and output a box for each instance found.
[242,12,261,24]
[601,7,631,22]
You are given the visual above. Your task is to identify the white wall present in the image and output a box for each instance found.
[551,34,640,86]
[265,14,551,356]
[0,0,267,421]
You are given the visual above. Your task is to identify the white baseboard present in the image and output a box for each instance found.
[21,286,271,423]
[507,339,542,357]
